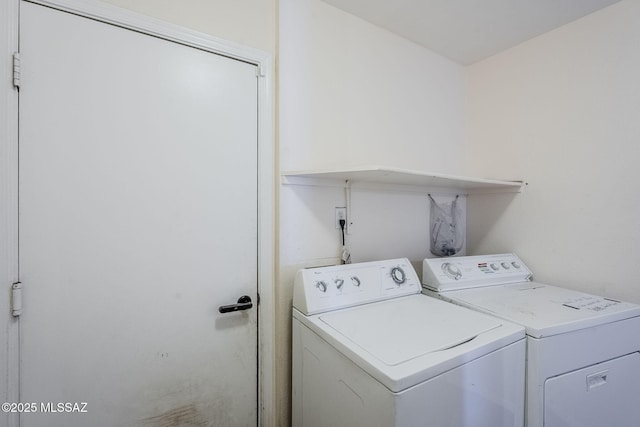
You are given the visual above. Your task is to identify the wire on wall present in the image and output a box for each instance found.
[341,180,351,264]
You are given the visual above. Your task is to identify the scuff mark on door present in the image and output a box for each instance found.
[141,404,205,427]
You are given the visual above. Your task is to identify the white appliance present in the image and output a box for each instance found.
[422,253,640,427]
[292,258,526,427]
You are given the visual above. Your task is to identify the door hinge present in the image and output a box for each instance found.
[11,282,22,317]
[12,52,21,89]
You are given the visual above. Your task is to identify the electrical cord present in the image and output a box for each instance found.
[339,219,351,264]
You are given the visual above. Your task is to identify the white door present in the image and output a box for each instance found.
[19,2,258,426]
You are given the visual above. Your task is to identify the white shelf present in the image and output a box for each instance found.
[281,166,524,194]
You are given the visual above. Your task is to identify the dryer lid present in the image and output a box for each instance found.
[446,282,640,338]
[319,294,501,366]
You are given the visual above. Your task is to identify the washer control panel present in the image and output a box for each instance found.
[422,253,532,292]
[293,258,420,315]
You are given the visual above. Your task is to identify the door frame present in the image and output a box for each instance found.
[0,0,275,426]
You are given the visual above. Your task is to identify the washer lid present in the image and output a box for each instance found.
[319,294,501,366]
[296,294,525,392]
[445,282,640,338]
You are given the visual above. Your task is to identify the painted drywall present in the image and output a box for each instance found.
[465,0,640,303]
[279,0,465,173]
[101,0,276,53]
[279,0,467,424]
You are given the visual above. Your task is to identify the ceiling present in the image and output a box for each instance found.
[321,0,621,65]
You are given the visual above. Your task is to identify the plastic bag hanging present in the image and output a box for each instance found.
[428,194,464,257]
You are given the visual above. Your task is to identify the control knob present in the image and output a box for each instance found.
[315,281,327,293]
[390,266,407,285]
[442,262,462,280]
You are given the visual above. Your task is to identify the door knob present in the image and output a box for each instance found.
[219,295,253,313]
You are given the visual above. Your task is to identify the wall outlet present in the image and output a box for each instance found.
[335,207,347,229]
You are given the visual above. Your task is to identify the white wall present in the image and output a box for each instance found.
[279,0,467,424]
[101,0,275,53]
[465,0,640,303]
[279,0,465,173]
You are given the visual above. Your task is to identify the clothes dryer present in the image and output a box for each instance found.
[422,253,640,427]
[292,258,526,427]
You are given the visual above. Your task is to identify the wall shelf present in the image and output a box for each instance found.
[281,166,524,194]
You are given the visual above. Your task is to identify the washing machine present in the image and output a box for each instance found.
[292,258,526,427]
[422,253,640,427]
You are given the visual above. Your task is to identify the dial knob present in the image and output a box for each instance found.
[442,262,462,280]
[501,262,511,270]
[511,261,521,269]
[351,276,361,287]
[390,267,406,285]
[490,263,499,271]
[335,278,344,290]
[315,281,327,293]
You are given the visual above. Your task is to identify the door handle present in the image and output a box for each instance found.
[219,295,253,313]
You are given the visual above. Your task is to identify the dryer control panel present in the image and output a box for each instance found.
[423,253,532,292]
[293,258,420,315]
